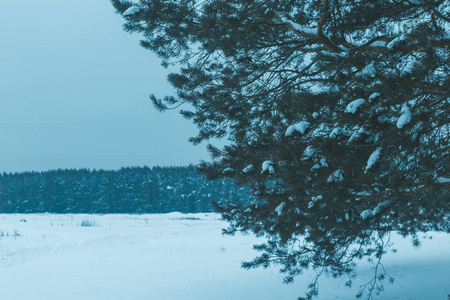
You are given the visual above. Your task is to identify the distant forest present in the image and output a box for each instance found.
[0,165,253,214]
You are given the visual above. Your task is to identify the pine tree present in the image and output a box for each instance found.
[111,0,450,298]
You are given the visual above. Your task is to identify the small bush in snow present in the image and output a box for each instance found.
[80,219,97,227]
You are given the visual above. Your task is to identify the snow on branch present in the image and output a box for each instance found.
[327,169,345,183]
[436,177,450,183]
[275,202,286,216]
[365,148,382,173]
[396,106,411,129]
[345,98,365,114]
[243,164,254,173]
[123,6,141,16]
[360,201,389,220]
[279,17,317,36]
[285,121,310,137]
[261,161,275,174]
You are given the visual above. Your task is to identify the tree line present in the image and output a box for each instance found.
[0,165,252,214]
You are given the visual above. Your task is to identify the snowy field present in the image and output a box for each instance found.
[0,213,449,300]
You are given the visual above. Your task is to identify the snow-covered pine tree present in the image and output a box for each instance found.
[111,0,450,298]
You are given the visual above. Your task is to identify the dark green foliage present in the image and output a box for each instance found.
[111,0,450,298]
[0,166,252,214]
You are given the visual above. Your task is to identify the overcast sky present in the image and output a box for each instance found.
[0,0,212,173]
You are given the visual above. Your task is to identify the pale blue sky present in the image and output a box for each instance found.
[0,0,210,173]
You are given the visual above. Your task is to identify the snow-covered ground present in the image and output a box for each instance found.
[0,213,448,300]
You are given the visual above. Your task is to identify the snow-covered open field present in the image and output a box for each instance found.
[0,213,448,300]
